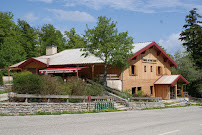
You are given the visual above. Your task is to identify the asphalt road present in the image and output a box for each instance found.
[0,106,202,135]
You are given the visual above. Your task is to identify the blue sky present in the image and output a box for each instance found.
[1,0,202,54]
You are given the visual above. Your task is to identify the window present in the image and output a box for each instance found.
[131,65,135,75]
[150,86,153,95]
[132,87,136,95]
[157,66,162,75]
[153,59,157,62]
[144,66,146,72]
[151,66,153,72]
[143,58,147,62]
[138,87,141,91]
[130,65,137,76]
[158,66,160,74]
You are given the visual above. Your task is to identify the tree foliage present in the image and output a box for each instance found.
[179,8,202,68]
[40,24,66,55]
[64,28,85,49]
[0,11,83,68]
[171,51,202,97]
[0,12,26,68]
[83,16,134,86]
[17,19,38,58]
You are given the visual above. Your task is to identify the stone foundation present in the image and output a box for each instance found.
[129,102,165,109]
[0,102,95,115]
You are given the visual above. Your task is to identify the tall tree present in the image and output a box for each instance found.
[64,28,85,49]
[40,24,66,55]
[0,12,26,68]
[83,16,134,86]
[179,8,202,68]
[17,19,38,58]
[0,12,15,46]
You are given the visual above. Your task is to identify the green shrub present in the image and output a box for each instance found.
[13,72,44,94]
[41,75,71,95]
[121,89,132,99]
[86,83,105,96]
[67,77,105,96]
[67,77,87,96]
[135,90,144,97]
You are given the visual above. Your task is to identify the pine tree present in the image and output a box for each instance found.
[179,8,202,68]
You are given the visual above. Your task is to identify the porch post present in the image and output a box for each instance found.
[8,68,10,82]
[174,85,177,99]
[181,84,183,97]
[76,65,79,79]
[91,65,94,79]
[35,68,38,74]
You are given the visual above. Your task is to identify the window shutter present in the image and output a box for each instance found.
[160,66,163,75]
[135,65,138,76]
[129,66,131,75]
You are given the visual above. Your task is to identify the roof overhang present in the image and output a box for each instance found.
[130,42,177,67]
[39,67,88,74]
[154,75,189,87]
[18,58,47,68]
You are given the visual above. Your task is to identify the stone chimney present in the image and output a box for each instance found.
[46,46,57,55]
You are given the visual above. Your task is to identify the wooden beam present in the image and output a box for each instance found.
[150,45,154,49]
[8,68,10,82]
[157,51,162,56]
[141,50,146,54]
[132,56,137,60]
[35,68,38,74]
[181,84,183,97]
[174,85,177,99]
[164,58,168,63]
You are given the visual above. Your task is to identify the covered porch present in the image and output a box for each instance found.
[154,75,189,100]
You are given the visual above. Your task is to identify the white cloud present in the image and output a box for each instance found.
[47,9,96,22]
[63,0,202,13]
[23,12,39,22]
[28,0,53,3]
[158,33,185,55]
[42,16,52,22]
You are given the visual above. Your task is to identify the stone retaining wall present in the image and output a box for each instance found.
[129,102,165,109]
[0,102,95,115]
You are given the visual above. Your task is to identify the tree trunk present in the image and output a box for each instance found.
[103,63,107,87]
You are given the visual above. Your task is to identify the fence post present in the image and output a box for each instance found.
[88,96,91,112]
